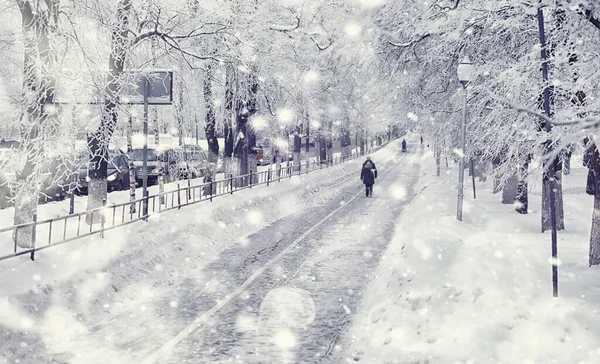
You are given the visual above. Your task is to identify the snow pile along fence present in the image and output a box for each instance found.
[0,145,384,261]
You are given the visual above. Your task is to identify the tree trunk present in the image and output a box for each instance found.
[177,82,184,146]
[326,133,334,165]
[359,130,365,156]
[515,156,529,214]
[127,115,136,213]
[87,0,132,223]
[587,142,600,266]
[305,118,310,153]
[492,155,502,194]
[223,64,235,177]
[293,127,301,173]
[319,132,327,164]
[234,106,248,186]
[203,64,219,170]
[502,172,518,204]
[589,192,600,266]
[435,144,441,177]
[341,134,351,162]
[563,151,571,175]
[14,0,59,248]
[587,169,596,195]
[247,76,258,184]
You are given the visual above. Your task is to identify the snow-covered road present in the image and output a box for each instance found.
[0,139,424,364]
[141,145,423,363]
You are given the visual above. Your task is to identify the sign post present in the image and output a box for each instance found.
[122,70,173,219]
[142,77,149,218]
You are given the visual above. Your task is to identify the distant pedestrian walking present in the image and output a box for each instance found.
[402,139,407,152]
[420,136,423,144]
[360,156,377,197]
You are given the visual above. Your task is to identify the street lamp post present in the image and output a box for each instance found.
[456,56,474,221]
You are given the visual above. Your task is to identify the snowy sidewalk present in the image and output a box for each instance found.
[342,149,600,363]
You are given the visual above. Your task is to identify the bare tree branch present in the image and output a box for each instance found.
[389,33,431,48]
[269,16,300,32]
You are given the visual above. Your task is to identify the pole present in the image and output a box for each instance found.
[142,77,149,219]
[195,115,199,145]
[471,159,477,199]
[456,86,468,221]
[537,3,559,297]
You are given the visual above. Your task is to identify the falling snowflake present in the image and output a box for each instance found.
[272,329,296,349]
[246,210,264,226]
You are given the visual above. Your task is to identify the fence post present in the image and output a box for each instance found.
[69,190,75,215]
[142,191,150,221]
[187,178,192,201]
[143,190,149,220]
[177,183,181,209]
[30,213,37,261]
[249,169,253,189]
[101,199,106,238]
[229,173,234,194]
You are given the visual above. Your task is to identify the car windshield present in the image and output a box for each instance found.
[131,149,157,161]
[184,151,204,161]
[75,151,121,168]
[183,146,204,161]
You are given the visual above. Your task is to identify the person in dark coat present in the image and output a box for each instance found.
[360,156,377,197]
[402,139,407,152]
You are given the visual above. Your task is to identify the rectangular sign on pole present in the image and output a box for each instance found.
[121,70,174,105]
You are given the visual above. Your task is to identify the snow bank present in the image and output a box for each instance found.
[346,149,600,363]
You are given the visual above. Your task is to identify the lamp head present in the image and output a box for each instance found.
[457,56,474,87]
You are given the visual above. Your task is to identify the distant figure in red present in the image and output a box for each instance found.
[360,156,377,197]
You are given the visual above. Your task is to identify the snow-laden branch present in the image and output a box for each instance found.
[133,25,228,45]
[310,35,332,51]
[269,16,301,32]
[564,0,600,31]
[389,33,430,48]
[431,0,460,12]
[486,91,600,130]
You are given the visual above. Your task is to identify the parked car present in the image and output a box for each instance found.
[130,148,158,185]
[0,139,19,149]
[76,149,136,193]
[159,148,189,181]
[255,144,272,166]
[39,155,78,202]
[182,145,209,178]
[106,150,135,191]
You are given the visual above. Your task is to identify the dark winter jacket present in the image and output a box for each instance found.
[361,160,377,185]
